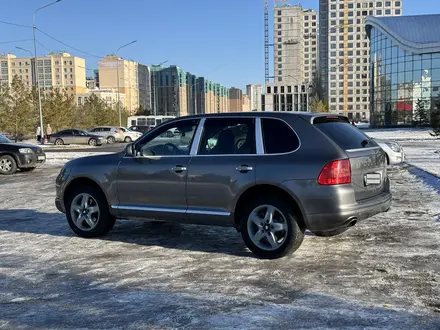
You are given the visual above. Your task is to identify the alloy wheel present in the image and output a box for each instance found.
[70,193,100,231]
[0,158,12,172]
[247,204,289,251]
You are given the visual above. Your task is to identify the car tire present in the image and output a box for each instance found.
[313,227,349,237]
[0,155,17,175]
[55,138,64,146]
[88,138,97,146]
[107,136,116,144]
[124,136,132,143]
[21,167,36,172]
[239,195,304,259]
[65,185,116,238]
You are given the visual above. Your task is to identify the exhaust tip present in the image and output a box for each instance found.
[346,217,358,228]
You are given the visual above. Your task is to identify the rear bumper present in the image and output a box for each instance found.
[304,190,392,232]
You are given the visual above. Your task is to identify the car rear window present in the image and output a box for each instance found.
[314,118,377,150]
[262,118,299,154]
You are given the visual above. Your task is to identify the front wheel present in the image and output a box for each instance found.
[239,196,304,259]
[0,155,17,175]
[55,138,64,146]
[107,136,116,144]
[65,185,116,238]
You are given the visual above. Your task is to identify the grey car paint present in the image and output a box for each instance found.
[56,112,391,236]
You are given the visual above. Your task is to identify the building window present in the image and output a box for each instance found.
[278,24,281,28]
[376,10,382,15]
[278,31,282,36]
[395,9,401,14]
[395,1,401,6]
[377,1,382,6]
[278,10,281,15]
[385,9,391,14]
[277,18,281,22]
[385,1,391,6]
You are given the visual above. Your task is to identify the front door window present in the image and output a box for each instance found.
[135,119,199,156]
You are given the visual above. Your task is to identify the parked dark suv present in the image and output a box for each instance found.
[55,113,391,259]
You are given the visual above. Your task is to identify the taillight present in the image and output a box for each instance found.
[317,159,351,185]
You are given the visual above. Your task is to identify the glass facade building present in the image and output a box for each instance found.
[366,15,440,127]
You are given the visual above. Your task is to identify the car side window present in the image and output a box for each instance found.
[198,118,256,155]
[61,130,73,136]
[135,119,199,157]
[261,118,299,154]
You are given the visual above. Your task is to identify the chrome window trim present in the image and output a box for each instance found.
[255,117,264,155]
[112,204,230,216]
[195,116,258,156]
[346,146,381,152]
[124,114,301,158]
[190,117,205,156]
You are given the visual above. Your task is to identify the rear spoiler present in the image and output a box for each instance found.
[299,114,350,125]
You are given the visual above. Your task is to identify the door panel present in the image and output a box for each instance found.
[116,156,191,222]
[115,118,200,222]
[186,156,255,226]
[185,117,257,226]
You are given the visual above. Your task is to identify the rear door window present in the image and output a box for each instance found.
[198,118,256,155]
[313,117,377,150]
[261,118,299,154]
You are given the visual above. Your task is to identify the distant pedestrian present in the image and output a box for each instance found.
[351,121,356,127]
[36,126,41,143]
[46,124,52,140]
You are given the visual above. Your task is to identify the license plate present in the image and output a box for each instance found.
[364,172,382,186]
[38,156,45,161]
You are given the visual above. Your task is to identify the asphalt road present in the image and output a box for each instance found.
[0,164,440,329]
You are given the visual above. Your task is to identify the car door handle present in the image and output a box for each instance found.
[171,166,187,173]
[236,165,253,173]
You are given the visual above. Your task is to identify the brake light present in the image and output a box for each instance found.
[317,159,351,185]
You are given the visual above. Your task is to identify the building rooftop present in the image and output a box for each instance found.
[366,14,440,54]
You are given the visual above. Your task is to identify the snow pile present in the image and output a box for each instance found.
[44,152,112,166]
[365,128,437,141]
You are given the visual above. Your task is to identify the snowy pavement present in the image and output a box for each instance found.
[1,164,440,329]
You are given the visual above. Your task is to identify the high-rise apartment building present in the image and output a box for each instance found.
[319,0,402,120]
[98,55,139,114]
[229,88,243,112]
[137,64,152,111]
[0,52,86,98]
[273,4,318,85]
[246,84,262,111]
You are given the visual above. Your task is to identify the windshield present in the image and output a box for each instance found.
[0,135,11,143]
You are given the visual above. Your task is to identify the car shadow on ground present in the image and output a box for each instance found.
[0,209,256,258]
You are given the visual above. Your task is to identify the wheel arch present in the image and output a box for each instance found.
[0,152,20,167]
[233,184,306,232]
[64,176,110,210]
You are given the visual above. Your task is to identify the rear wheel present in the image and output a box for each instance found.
[107,136,116,144]
[239,196,304,259]
[0,155,17,175]
[88,138,97,146]
[55,138,64,146]
[124,136,132,143]
[65,185,116,238]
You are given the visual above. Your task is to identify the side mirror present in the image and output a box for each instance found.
[124,142,135,156]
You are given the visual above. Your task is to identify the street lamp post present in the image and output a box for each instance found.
[115,40,137,127]
[33,0,62,144]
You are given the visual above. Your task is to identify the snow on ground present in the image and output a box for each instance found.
[0,165,440,329]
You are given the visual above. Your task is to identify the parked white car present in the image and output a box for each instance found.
[88,126,124,144]
[375,140,405,165]
[119,127,142,143]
